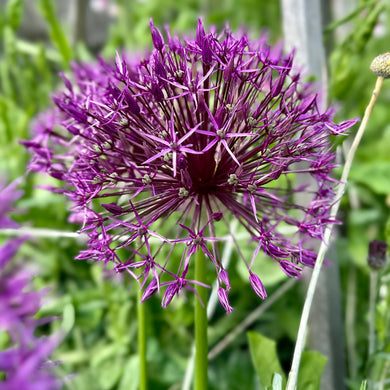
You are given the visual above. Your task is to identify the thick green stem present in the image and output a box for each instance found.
[138,290,147,390]
[195,249,208,390]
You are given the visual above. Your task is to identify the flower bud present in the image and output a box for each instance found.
[149,19,164,51]
[218,268,231,290]
[218,287,233,313]
[249,272,267,299]
[141,279,159,301]
[367,240,387,270]
[370,53,390,78]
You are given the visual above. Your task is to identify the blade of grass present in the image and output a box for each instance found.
[38,0,73,68]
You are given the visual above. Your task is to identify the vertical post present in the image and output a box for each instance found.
[280,1,346,389]
[281,0,327,93]
[68,0,89,47]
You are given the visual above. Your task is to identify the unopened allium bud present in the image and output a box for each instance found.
[367,240,388,270]
[149,19,164,50]
[249,272,267,300]
[218,287,233,314]
[218,269,231,291]
[370,53,390,78]
[24,19,357,311]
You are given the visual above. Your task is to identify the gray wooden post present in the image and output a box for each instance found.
[281,0,327,94]
[280,1,346,389]
[7,0,110,52]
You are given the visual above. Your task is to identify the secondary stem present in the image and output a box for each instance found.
[368,270,378,390]
[345,265,357,379]
[368,270,378,358]
[286,76,384,390]
[138,289,147,390]
[195,249,208,390]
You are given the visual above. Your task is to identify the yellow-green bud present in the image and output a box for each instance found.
[370,53,390,78]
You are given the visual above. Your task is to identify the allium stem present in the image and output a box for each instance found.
[286,76,384,390]
[194,249,208,390]
[138,289,147,390]
[182,220,237,390]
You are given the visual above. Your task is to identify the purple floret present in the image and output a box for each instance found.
[0,179,24,229]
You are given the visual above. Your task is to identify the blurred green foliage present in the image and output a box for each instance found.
[102,0,281,56]
[1,0,390,389]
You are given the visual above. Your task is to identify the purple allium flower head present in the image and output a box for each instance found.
[0,179,24,229]
[24,20,357,311]
[0,240,62,389]
[0,181,61,389]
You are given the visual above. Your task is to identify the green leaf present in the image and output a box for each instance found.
[5,0,24,31]
[0,9,4,35]
[328,1,385,105]
[90,342,127,374]
[247,331,286,388]
[60,303,76,335]
[359,380,367,390]
[38,0,72,68]
[0,97,14,142]
[297,350,327,390]
[117,355,139,390]
[353,4,385,53]
[324,0,378,33]
[349,162,390,195]
[95,357,123,390]
[270,373,283,390]
[3,25,17,66]
[106,301,133,343]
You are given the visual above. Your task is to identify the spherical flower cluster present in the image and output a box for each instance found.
[0,180,61,389]
[370,52,390,79]
[24,20,356,312]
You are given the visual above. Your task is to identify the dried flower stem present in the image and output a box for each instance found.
[345,175,360,379]
[194,249,208,390]
[286,76,384,390]
[346,265,358,378]
[367,269,379,390]
[0,227,85,239]
[368,270,378,358]
[379,360,390,390]
[138,289,148,390]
